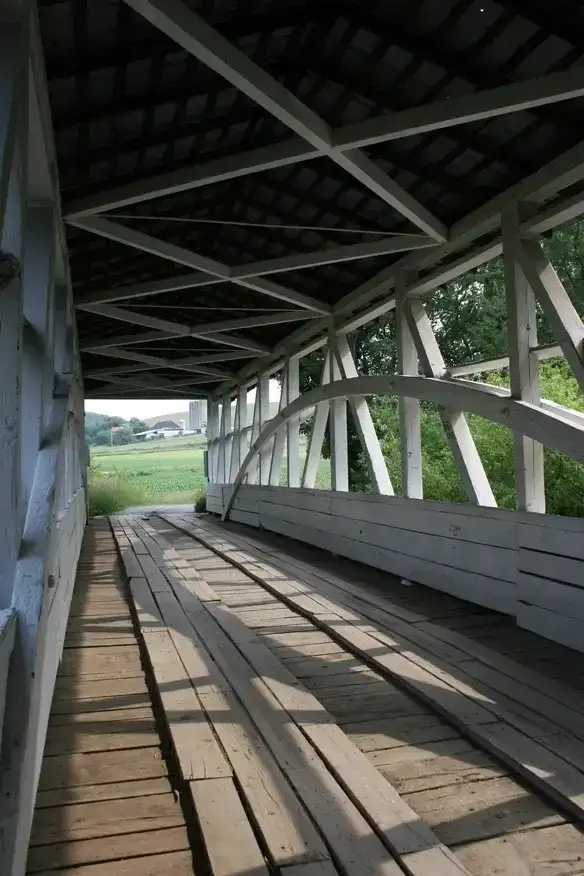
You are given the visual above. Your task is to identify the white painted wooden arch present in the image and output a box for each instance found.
[223,375,584,520]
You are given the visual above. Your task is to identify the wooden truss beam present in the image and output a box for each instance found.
[0,25,25,230]
[73,233,436,309]
[224,373,584,518]
[302,352,331,489]
[503,205,545,513]
[214,144,584,401]
[405,299,496,507]
[333,334,393,495]
[395,279,422,499]
[81,303,271,353]
[517,237,584,394]
[84,351,247,380]
[69,216,331,314]
[447,343,563,377]
[118,0,447,241]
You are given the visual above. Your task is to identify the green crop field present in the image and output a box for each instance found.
[88,434,330,516]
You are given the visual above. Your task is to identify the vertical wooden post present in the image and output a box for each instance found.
[302,351,331,488]
[286,355,301,488]
[406,298,496,507]
[217,400,226,483]
[0,23,26,231]
[207,401,220,483]
[334,334,393,495]
[328,330,349,492]
[503,204,545,513]
[257,372,270,485]
[221,394,232,484]
[0,49,26,606]
[21,206,55,513]
[237,386,249,473]
[396,276,423,498]
[246,382,261,484]
[268,370,287,486]
[228,393,240,483]
[0,175,24,608]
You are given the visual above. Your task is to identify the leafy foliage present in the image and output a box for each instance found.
[85,412,149,446]
[297,220,584,514]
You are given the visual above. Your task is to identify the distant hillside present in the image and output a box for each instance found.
[144,411,189,427]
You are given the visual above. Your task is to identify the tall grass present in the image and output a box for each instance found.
[87,473,150,517]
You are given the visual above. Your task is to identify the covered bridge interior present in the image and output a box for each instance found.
[2,0,584,874]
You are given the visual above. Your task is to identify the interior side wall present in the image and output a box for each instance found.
[208,484,584,653]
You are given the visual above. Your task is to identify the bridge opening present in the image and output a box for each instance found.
[2,1,584,873]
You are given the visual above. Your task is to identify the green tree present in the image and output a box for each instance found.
[297,218,584,512]
[129,418,149,435]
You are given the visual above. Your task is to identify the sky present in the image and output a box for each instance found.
[84,381,281,420]
[84,399,193,419]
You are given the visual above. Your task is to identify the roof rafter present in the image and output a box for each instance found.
[333,67,584,151]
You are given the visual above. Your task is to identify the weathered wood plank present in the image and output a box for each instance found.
[43,721,159,756]
[286,763,403,876]
[189,778,270,876]
[195,687,330,868]
[50,689,153,715]
[32,850,196,876]
[519,547,584,588]
[47,705,154,728]
[518,573,584,622]
[26,829,191,873]
[37,747,168,791]
[455,823,584,876]
[128,576,164,631]
[404,775,564,846]
[517,604,584,653]
[283,864,341,876]
[35,777,171,809]
[52,676,149,701]
[58,647,143,678]
[29,794,184,845]
[140,628,231,782]
[185,521,584,826]
[195,605,472,876]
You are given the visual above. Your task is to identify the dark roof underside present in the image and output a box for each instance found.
[39,0,584,397]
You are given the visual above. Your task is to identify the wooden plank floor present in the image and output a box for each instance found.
[27,520,198,876]
[193,512,584,689]
[154,511,584,876]
[29,512,584,876]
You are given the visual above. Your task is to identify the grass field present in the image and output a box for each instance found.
[89,434,330,516]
